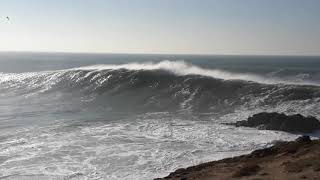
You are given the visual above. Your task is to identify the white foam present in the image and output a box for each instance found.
[0,115,297,180]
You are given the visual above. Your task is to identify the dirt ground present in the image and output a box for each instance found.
[156,136,320,180]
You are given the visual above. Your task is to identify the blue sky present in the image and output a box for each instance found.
[1,0,320,55]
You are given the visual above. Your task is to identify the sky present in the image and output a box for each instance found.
[0,0,320,55]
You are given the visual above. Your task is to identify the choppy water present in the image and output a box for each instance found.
[0,52,319,179]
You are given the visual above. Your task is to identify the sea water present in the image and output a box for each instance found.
[0,52,319,179]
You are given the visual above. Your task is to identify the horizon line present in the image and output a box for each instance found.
[1,50,320,57]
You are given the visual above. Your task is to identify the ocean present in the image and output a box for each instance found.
[0,52,319,179]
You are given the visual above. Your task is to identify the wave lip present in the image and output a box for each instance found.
[0,61,319,87]
[71,60,320,86]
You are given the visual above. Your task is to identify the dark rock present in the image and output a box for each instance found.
[250,147,274,158]
[230,112,320,133]
[295,136,311,143]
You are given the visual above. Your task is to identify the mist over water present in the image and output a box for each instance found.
[0,53,320,179]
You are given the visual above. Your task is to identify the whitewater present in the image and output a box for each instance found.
[0,53,319,179]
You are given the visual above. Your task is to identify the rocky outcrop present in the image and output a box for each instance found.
[228,112,320,133]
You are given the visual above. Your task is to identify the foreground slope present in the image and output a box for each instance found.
[157,136,320,180]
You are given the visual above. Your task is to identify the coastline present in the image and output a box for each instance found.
[156,136,320,180]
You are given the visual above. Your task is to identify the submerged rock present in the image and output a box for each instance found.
[230,112,320,133]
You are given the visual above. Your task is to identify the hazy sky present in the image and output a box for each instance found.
[1,0,320,55]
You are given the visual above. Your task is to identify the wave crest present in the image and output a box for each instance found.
[72,60,319,86]
[1,61,320,115]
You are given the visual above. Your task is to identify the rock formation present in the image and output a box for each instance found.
[228,112,320,133]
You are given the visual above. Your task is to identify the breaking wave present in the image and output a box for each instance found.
[72,61,319,86]
[0,61,319,114]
